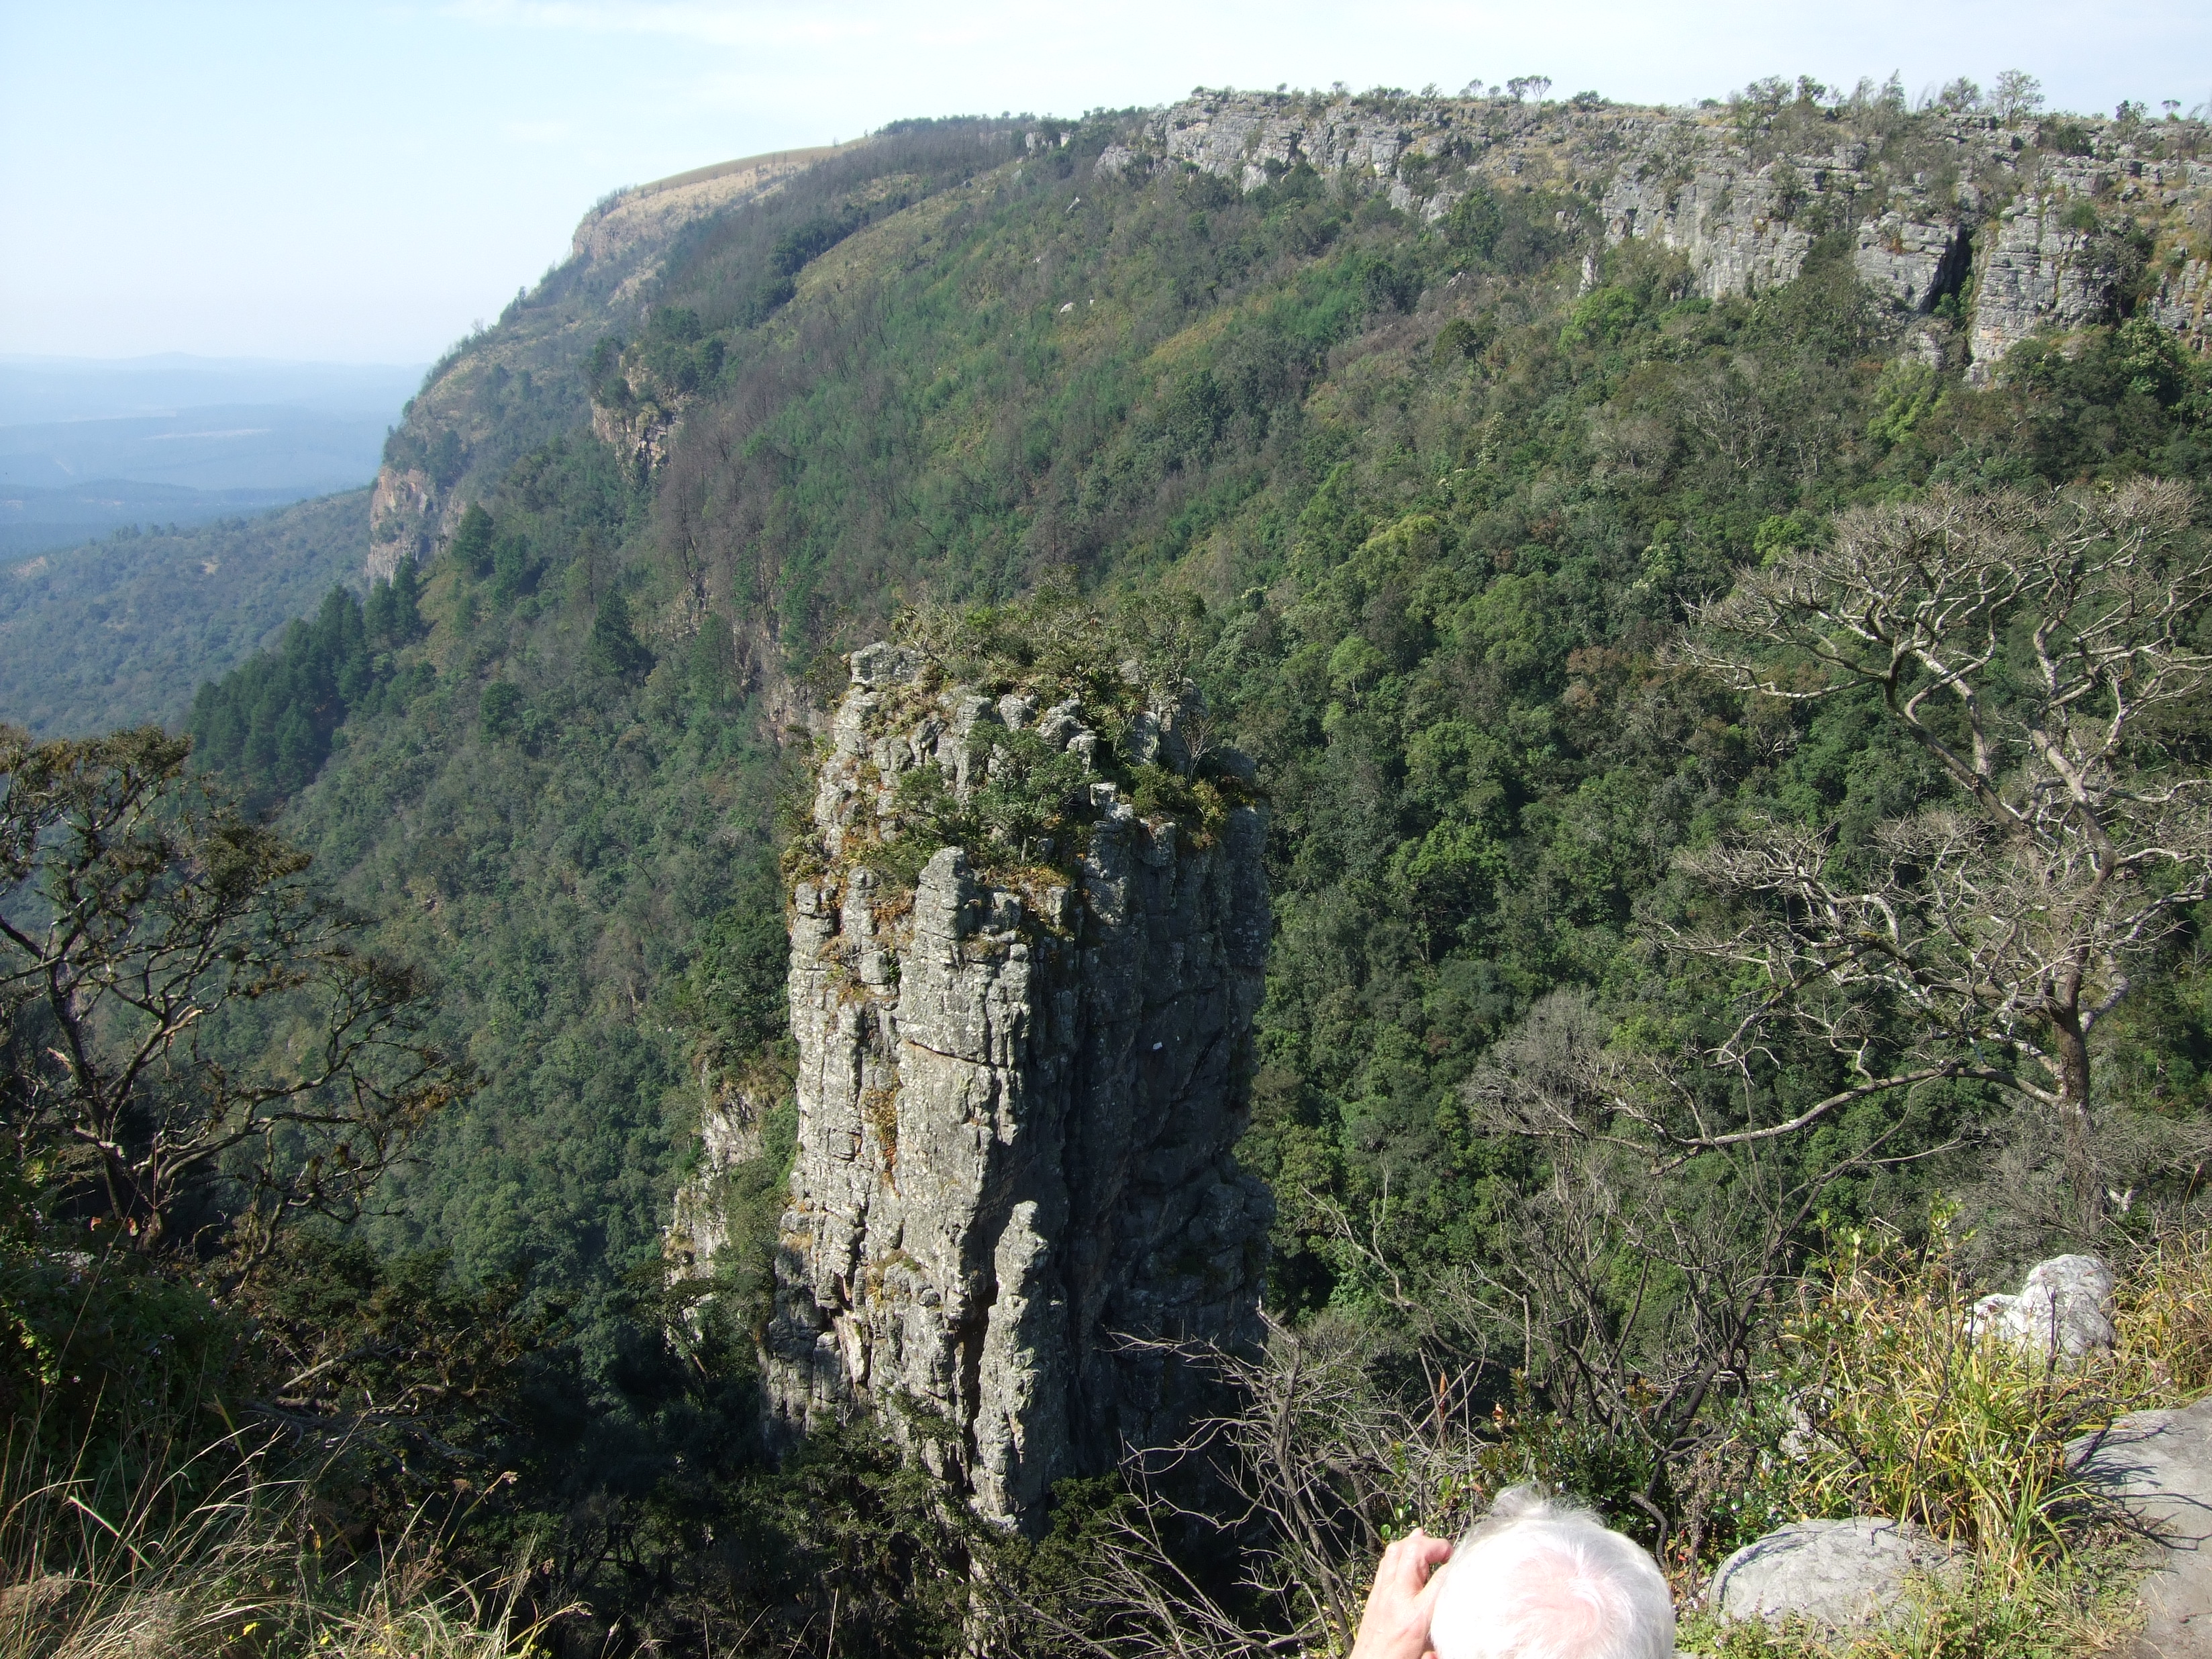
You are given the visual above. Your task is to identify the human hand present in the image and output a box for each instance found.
[1348,1527,1454,1659]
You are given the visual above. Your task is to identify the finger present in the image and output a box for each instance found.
[1382,1534,1425,1586]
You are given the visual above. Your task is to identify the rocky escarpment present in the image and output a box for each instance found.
[1134,90,2211,382]
[762,642,1270,1530]
[364,147,836,578]
[370,95,2208,585]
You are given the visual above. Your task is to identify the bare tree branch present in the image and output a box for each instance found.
[0,725,471,1268]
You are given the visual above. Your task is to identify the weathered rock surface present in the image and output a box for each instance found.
[1711,1518,1955,1629]
[763,643,1270,1529]
[664,1078,774,1280]
[1970,1253,2117,1358]
[1135,91,2211,380]
[2071,1395,2212,1657]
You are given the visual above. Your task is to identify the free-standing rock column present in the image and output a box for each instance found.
[764,642,1271,1529]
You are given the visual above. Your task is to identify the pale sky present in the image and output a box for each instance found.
[3,1,2206,365]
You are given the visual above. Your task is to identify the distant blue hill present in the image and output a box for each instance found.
[0,354,425,424]
[0,477,334,556]
[0,354,424,552]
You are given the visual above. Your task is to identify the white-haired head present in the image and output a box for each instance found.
[1425,1487,1674,1659]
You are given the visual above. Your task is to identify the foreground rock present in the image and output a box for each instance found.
[762,643,1270,1529]
[2072,1395,2212,1657]
[1710,1518,1956,1631]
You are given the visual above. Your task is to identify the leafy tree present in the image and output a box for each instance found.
[0,727,469,1262]
[448,503,495,576]
[478,681,525,742]
[362,554,425,648]
[1993,69,2045,122]
[187,583,413,810]
[587,589,654,681]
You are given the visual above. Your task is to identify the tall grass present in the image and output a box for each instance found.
[1677,1554,2143,1659]
[2110,1224,2212,1401]
[0,1421,559,1659]
[1772,1232,2125,1576]
[1676,1219,2212,1656]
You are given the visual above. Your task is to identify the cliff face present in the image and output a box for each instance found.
[368,97,2209,585]
[1142,91,2212,381]
[762,643,1270,1529]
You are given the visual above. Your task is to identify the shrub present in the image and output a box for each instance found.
[1772,1228,2122,1573]
[0,1421,562,1659]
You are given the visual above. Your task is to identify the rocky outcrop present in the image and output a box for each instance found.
[665,1078,775,1283]
[362,146,845,579]
[365,466,436,583]
[2072,1395,2212,1657]
[1969,1253,2117,1358]
[1711,1518,1956,1630]
[1968,154,2212,379]
[1599,143,1825,299]
[2152,253,2212,355]
[590,392,689,479]
[764,642,1271,1529]
[1126,91,2211,378]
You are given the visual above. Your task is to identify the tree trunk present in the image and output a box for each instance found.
[2052,1009,2104,1234]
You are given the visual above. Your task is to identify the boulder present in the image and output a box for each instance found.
[1711,1518,1954,1629]
[1970,1254,2117,1359]
[2070,1395,2212,1656]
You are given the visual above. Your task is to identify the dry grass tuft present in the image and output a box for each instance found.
[1774,1231,2124,1576]
[2111,1223,2212,1401]
[0,1426,561,1659]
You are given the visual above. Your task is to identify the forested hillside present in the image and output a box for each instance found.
[0,487,369,732]
[11,77,2212,1658]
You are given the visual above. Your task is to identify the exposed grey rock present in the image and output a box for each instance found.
[1969,1254,2117,1358]
[665,1082,772,1283]
[2070,1395,2212,1656]
[1855,214,1973,312]
[2151,256,2212,356]
[765,645,1270,1530]
[1965,195,2111,383]
[850,641,925,687]
[1711,1518,1956,1629]
[1131,90,2209,374]
[1600,144,1829,299]
[1212,746,1258,785]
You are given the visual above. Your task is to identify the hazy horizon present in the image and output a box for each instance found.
[0,351,430,370]
[0,353,423,548]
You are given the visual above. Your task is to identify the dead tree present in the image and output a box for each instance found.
[1672,480,2212,1227]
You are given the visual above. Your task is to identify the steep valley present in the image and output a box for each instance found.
[11,77,2212,1656]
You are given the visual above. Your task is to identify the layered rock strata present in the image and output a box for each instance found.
[764,643,1271,1529]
